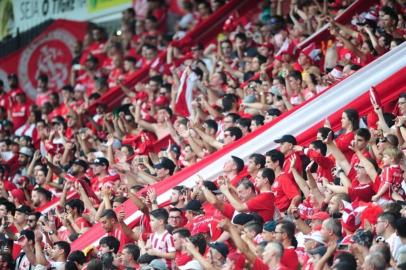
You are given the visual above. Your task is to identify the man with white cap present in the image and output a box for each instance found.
[12,146,33,183]
[302,231,327,270]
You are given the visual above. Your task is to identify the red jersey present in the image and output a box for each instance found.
[107,226,132,250]
[253,258,289,270]
[271,172,300,212]
[175,251,192,267]
[281,246,299,270]
[246,191,275,222]
[348,182,375,202]
[283,151,302,177]
[335,131,354,162]
[10,103,30,129]
[305,148,334,182]
[90,174,120,192]
[148,230,175,269]
[185,214,222,240]
[379,165,405,200]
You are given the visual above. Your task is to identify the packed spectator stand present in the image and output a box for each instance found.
[0,0,406,269]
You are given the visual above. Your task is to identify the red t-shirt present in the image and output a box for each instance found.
[107,226,132,251]
[90,174,121,192]
[253,258,269,270]
[185,214,222,240]
[280,246,299,270]
[335,131,354,162]
[379,165,405,200]
[271,172,300,212]
[305,148,334,182]
[246,191,275,222]
[175,251,192,267]
[283,151,302,177]
[10,103,30,129]
[348,182,375,202]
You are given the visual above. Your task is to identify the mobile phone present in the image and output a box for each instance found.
[337,244,349,251]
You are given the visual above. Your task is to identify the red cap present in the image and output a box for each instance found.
[11,189,26,204]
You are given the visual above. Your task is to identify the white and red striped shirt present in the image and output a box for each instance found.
[148,230,176,269]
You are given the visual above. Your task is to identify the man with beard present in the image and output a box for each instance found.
[90,157,119,193]
[12,146,33,184]
[31,187,52,209]
[47,158,99,203]
[169,185,188,209]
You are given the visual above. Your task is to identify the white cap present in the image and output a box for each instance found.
[178,260,203,270]
[303,231,326,245]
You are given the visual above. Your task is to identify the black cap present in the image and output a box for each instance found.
[232,213,256,225]
[274,134,297,145]
[73,159,89,170]
[263,220,278,232]
[154,157,176,175]
[169,144,181,158]
[231,156,244,173]
[92,157,109,167]
[267,108,281,117]
[16,205,32,215]
[208,242,229,258]
[184,199,202,212]
[203,181,221,194]
[20,229,35,242]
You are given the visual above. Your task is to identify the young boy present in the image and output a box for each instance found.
[372,147,405,203]
[143,208,176,269]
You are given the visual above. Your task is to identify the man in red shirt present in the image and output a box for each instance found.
[184,199,221,240]
[90,157,119,192]
[220,169,276,222]
[274,134,302,176]
[64,198,91,235]
[221,219,288,270]
[267,150,301,213]
[295,140,334,183]
[246,153,266,181]
[274,220,299,270]
[10,90,31,130]
[172,228,192,267]
[99,209,132,251]
[223,155,245,187]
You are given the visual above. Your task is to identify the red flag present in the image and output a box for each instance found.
[175,70,198,117]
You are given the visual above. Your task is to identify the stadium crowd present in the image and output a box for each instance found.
[0,0,406,269]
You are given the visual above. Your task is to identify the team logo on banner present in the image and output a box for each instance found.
[18,29,76,100]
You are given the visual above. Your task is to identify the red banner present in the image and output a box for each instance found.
[0,19,88,100]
